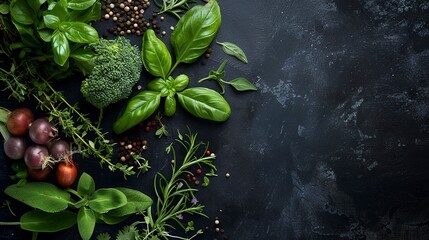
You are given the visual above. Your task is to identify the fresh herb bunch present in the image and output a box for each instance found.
[98,130,217,240]
[0,0,100,77]
[0,173,152,240]
[113,0,230,134]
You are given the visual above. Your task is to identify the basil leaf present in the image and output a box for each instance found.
[69,2,101,22]
[48,1,69,22]
[77,208,96,240]
[44,14,61,29]
[97,213,128,225]
[10,0,34,25]
[228,77,257,91]
[113,91,161,134]
[5,182,71,213]
[11,19,40,47]
[0,3,10,14]
[177,87,231,121]
[164,95,176,117]
[52,30,70,66]
[108,188,153,217]
[88,188,127,213]
[217,41,248,63]
[67,0,96,10]
[172,74,189,91]
[69,47,96,62]
[60,22,98,43]
[170,0,221,64]
[38,29,53,42]
[142,29,172,78]
[77,172,95,196]
[20,210,77,233]
[28,0,46,12]
[147,78,168,92]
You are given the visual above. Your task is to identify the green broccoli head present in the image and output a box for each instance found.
[80,37,142,109]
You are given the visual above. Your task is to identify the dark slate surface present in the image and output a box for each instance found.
[1,0,429,239]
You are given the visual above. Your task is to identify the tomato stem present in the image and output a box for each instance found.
[0,221,20,225]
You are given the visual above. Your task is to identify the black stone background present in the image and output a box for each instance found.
[1,0,429,239]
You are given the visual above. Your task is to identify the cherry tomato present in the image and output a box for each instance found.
[7,107,34,136]
[56,162,78,188]
[28,166,52,181]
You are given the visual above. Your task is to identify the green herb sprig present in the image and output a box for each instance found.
[198,60,257,94]
[154,0,196,19]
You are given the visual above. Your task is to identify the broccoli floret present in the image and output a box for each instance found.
[80,37,142,109]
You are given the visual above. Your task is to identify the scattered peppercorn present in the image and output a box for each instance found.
[196,168,202,175]
[206,150,211,156]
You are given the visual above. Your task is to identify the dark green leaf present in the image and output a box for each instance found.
[142,29,172,79]
[88,188,127,213]
[5,182,71,213]
[113,91,161,134]
[216,41,248,63]
[67,0,96,10]
[164,96,176,117]
[170,0,221,64]
[97,213,128,225]
[0,3,9,14]
[11,19,40,47]
[28,0,46,12]
[227,77,257,91]
[172,74,189,91]
[107,188,153,217]
[10,0,34,25]
[48,1,69,22]
[77,172,95,196]
[60,22,98,43]
[38,29,53,42]
[177,87,231,121]
[44,14,61,29]
[78,207,96,240]
[20,210,77,233]
[69,47,96,61]
[52,30,70,66]
[69,2,101,22]
[147,78,168,92]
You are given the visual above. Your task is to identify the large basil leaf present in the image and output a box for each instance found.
[77,207,96,240]
[77,172,95,196]
[177,87,231,121]
[142,29,172,79]
[60,22,98,43]
[70,47,96,62]
[97,213,128,225]
[69,2,101,22]
[44,14,61,29]
[10,0,34,25]
[67,0,96,10]
[48,1,69,22]
[170,0,221,64]
[88,188,127,213]
[113,91,161,134]
[52,30,70,66]
[20,210,77,233]
[28,0,46,12]
[108,188,153,217]
[5,182,71,213]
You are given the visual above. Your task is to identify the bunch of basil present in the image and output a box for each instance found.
[113,0,231,134]
[1,0,100,76]
[2,172,152,240]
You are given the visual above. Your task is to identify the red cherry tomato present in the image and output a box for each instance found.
[56,162,78,188]
[7,107,34,136]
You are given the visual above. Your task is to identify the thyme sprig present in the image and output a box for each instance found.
[154,0,196,19]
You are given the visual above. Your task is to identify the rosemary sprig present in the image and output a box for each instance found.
[154,0,196,19]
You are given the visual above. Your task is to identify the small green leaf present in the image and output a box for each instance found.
[172,74,189,91]
[107,188,153,217]
[5,182,71,213]
[164,96,176,117]
[147,78,168,92]
[78,207,96,240]
[113,91,161,134]
[38,29,53,42]
[217,41,248,63]
[97,213,128,225]
[51,30,70,66]
[0,3,9,14]
[88,188,127,213]
[67,0,96,10]
[44,14,61,29]
[69,2,101,22]
[70,47,96,61]
[77,172,95,196]
[177,87,231,122]
[202,176,210,187]
[142,29,172,79]
[20,210,77,233]
[227,77,257,91]
[60,22,99,43]
[88,140,95,149]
